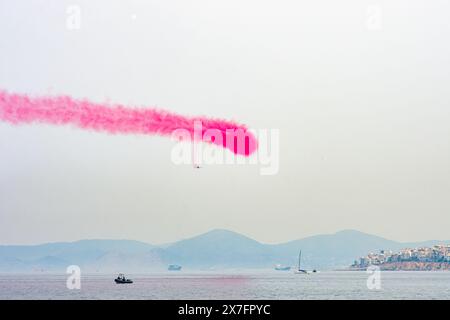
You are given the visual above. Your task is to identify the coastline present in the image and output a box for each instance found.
[348,262,450,271]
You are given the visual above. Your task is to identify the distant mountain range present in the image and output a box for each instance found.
[0,230,448,272]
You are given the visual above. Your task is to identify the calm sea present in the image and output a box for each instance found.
[1,271,449,300]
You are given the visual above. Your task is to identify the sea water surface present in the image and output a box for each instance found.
[1,271,449,299]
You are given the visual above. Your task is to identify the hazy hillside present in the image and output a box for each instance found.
[0,239,155,272]
[160,229,435,269]
[0,230,448,272]
[160,229,272,268]
[270,230,404,269]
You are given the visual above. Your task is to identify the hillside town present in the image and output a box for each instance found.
[352,245,450,270]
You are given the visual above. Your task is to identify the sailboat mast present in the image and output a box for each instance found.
[298,250,302,270]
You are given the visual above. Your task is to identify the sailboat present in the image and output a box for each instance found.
[294,250,308,274]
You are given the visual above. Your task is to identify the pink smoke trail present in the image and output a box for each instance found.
[0,91,257,156]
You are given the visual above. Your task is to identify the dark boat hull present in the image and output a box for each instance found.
[115,279,133,284]
[295,269,308,274]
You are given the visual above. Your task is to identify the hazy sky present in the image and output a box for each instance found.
[1,0,449,245]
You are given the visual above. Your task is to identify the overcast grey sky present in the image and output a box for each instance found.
[1,0,449,245]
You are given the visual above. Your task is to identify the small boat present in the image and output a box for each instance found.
[114,273,133,284]
[294,250,308,274]
[274,264,291,271]
[168,264,182,271]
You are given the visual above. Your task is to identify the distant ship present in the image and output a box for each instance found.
[168,264,182,271]
[274,264,291,271]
